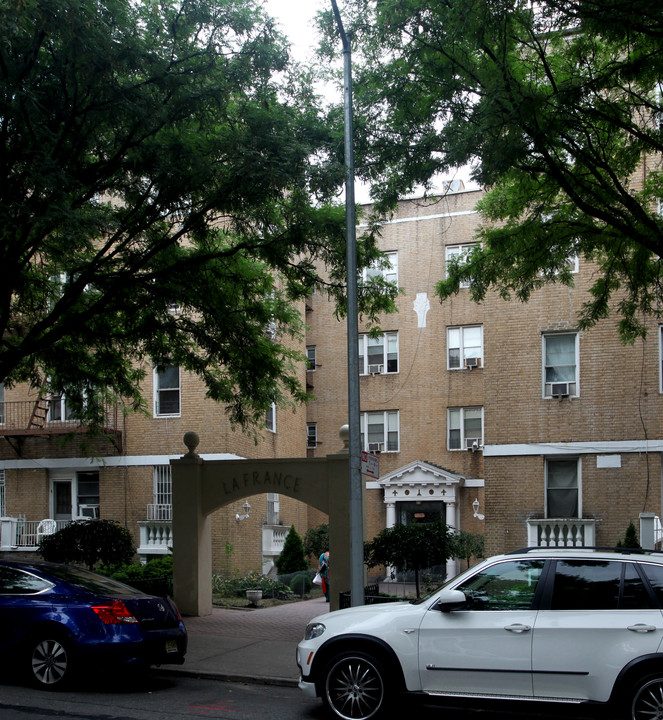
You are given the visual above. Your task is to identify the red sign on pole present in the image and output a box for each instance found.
[360,450,379,479]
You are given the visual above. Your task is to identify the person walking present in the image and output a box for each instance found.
[318,548,330,602]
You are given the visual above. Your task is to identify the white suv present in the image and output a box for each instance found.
[297,548,663,720]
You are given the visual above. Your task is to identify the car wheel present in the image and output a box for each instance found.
[323,651,390,720]
[631,674,663,720]
[27,635,73,689]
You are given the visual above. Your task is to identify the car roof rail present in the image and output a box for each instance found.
[506,546,663,556]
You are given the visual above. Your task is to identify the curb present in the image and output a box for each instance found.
[156,666,299,688]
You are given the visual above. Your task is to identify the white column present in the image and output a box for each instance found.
[385,502,396,529]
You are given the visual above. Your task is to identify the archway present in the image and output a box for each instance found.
[170,432,352,615]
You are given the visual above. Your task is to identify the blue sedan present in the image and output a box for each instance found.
[0,559,187,688]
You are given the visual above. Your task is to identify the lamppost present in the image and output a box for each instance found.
[330,0,364,608]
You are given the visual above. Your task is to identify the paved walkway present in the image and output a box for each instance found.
[161,597,330,687]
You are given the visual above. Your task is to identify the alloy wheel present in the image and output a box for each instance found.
[633,677,663,720]
[31,638,69,687]
[325,653,386,720]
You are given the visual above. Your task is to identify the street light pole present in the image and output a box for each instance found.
[330,0,364,608]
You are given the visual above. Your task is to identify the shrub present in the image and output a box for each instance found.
[275,525,307,574]
[213,571,293,600]
[290,573,312,597]
[39,519,135,570]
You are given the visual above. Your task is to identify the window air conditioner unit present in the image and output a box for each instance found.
[79,504,99,519]
[367,364,384,375]
[551,382,570,398]
[464,357,480,369]
[465,438,480,451]
[368,442,384,453]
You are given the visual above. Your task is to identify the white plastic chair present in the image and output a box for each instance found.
[36,518,57,542]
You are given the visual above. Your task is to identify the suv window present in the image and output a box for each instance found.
[456,559,545,610]
[638,562,663,608]
[550,560,654,610]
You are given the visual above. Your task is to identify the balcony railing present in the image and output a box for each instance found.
[0,400,122,447]
[138,520,173,557]
[0,517,70,550]
[527,518,596,547]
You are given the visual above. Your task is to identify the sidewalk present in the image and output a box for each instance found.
[160,596,330,687]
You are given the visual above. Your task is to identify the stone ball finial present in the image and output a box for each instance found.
[339,424,350,448]
[183,431,200,456]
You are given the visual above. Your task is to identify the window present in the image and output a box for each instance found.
[448,407,483,450]
[0,383,4,424]
[306,346,317,371]
[48,393,77,422]
[307,423,318,448]
[358,332,399,375]
[660,326,663,393]
[266,402,276,433]
[361,410,399,452]
[546,458,580,518]
[76,471,99,518]
[447,326,483,369]
[154,365,180,416]
[445,243,476,287]
[543,332,578,397]
[550,560,653,610]
[152,465,172,520]
[456,559,545,610]
[362,251,398,285]
[0,469,5,516]
[0,567,53,595]
[266,493,280,525]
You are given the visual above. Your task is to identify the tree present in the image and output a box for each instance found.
[364,521,452,598]
[39,519,135,570]
[303,522,329,563]
[453,530,485,570]
[321,0,663,342]
[617,520,641,548]
[0,0,396,430]
[275,525,308,574]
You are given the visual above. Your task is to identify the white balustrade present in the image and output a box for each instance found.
[527,518,596,547]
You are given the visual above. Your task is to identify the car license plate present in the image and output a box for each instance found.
[165,640,178,654]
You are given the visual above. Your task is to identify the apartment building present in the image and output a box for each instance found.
[305,184,663,573]
[0,324,317,576]
[1,182,661,583]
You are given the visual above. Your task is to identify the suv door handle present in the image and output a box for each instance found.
[505,624,531,633]
[627,624,656,633]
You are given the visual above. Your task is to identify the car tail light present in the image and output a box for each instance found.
[91,600,139,625]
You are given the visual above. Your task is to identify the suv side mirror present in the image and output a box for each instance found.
[434,589,467,612]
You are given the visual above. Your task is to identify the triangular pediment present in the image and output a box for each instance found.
[378,460,464,488]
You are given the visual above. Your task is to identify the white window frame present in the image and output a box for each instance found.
[358,332,399,375]
[306,346,317,371]
[153,465,172,520]
[542,332,578,398]
[445,243,477,288]
[153,365,181,417]
[266,402,276,433]
[0,382,4,424]
[447,325,484,370]
[360,410,400,453]
[307,422,318,448]
[49,469,99,520]
[545,457,581,518]
[48,393,77,423]
[266,493,280,525]
[448,406,484,450]
[362,251,398,286]
[660,326,663,394]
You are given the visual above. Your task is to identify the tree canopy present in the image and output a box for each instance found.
[0,0,395,430]
[364,520,452,597]
[321,0,663,341]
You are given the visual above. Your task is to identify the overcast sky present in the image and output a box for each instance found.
[264,0,326,62]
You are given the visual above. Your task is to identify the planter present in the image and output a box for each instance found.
[246,589,262,607]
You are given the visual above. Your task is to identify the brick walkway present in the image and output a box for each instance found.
[183,596,328,642]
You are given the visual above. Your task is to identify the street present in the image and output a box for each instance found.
[0,670,621,720]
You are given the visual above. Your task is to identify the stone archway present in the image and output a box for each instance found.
[170,432,352,616]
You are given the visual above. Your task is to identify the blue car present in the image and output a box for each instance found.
[0,559,187,688]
